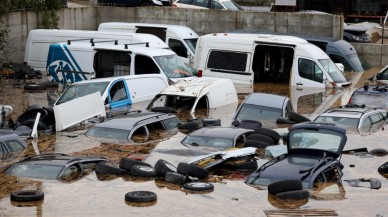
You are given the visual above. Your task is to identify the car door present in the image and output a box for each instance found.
[107,79,132,110]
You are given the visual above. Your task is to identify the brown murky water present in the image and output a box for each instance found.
[0,68,388,216]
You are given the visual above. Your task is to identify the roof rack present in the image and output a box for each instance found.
[90,39,118,46]
[67,38,93,45]
[124,42,149,49]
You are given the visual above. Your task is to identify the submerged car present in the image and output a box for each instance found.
[173,0,244,11]
[4,154,106,182]
[314,104,387,133]
[245,122,347,189]
[348,84,388,110]
[181,126,253,151]
[85,111,182,143]
[371,65,388,84]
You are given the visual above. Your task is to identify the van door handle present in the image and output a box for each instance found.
[296,83,303,86]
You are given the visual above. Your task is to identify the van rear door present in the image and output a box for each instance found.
[136,26,167,42]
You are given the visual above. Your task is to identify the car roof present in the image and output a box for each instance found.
[243,93,288,109]
[94,112,177,131]
[317,105,385,119]
[187,126,252,140]
[15,154,105,166]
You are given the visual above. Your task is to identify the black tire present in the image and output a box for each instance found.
[369,148,388,157]
[224,160,258,170]
[130,165,158,177]
[177,162,209,179]
[253,128,280,144]
[154,159,176,176]
[119,157,151,172]
[42,81,59,88]
[10,190,44,202]
[95,163,127,176]
[275,190,310,200]
[246,134,275,146]
[150,106,177,113]
[164,171,186,185]
[16,108,48,125]
[238,119,262,130]
[24,83,46,91]
[20,119,48,130]
[268,179,303,195]
[378,162,388,173]
[125,191,157,202]
[182,182,214,192]
[288,112,311,123]
[201,118,221,126]
[244,139,270,149]
[276,117,297,125]
[26,104,42,111]
[178,119,203,131]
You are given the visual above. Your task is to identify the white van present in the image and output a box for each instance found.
[98,22,199,65]
[194,33,350,93]
[53,74,169,131]
[24,29,169,71]
[46,42,195,84]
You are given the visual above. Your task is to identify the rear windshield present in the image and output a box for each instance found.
[85,127,130,140]
[55,82,109,105]
[236,104,282,121]
[314,116,359,130]
[351,92,388,109]
[5,163,63,179]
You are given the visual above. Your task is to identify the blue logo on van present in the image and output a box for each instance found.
[47,44,87,83]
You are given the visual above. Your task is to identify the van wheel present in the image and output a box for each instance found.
[288,112,310,123]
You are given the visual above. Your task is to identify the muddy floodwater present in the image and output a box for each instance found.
[0,68,388,217]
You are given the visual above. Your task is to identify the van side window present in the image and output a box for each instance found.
[329,54,351,72]
[298,58,323,83]
[4,140,24,152]
[212,1,224,9]
[168,39,188,58]
[94,51,131,78]
[134,55,160,75]
[207,51,247,72]
[109,81,127,103]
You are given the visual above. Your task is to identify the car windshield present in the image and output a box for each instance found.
[314,116,359,130]
[351,92,387,109]
[181,135,234,151]
[222,0,244,10]
[288,128,345,153]
[154,54,194,78]
[184,38,198,54]
[236,104,282,121]
[318,59,347,83]
[347,53,363,72]
[55,82,109,105]
[5,163,63,179]
[85,127,130,140]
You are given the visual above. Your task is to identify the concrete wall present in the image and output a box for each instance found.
[1,6,387,68]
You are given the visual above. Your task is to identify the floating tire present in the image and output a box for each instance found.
[119,157,151,172]
[24,83,46,91]
[268,179,303,195]
[10,190,44,202]
[238,119,262,130]
[253,128,280,144]
[178,119,203,131]
[201,118,221,126]
[42,81,59,88]
[164,171,186,185]
[150,106,177,113]
[182,182,214,192]
[95,163,127,176]
[378,162,388,173]
[288,112,311,123]
[154,159,176,176]
[177,162,208,179]
[125,191,157,202]
[244,140,270,149]
[276,117,297,125]
[275,190,310,200]
[130,165,158,177]
[246,134,275,146]
[369,148,388,157]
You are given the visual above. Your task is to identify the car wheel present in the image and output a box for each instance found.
[177,162,208,179]
[10,190,44,202]
[268,179,303,195]
[24,83,46,91]
[165,171,186,185]
[276,117,297,125]
[95,163,127,176]
[288,112,311,123]
[125,191,157,202]
[246,134,274,145]
[150,106,177,113]
[182,182,214,192]
[275,190,310,200]
[119,157,151,172]
[130,165,158,177]
[244,140,270,149]
[253,128,280,144]
[155,159,176,176]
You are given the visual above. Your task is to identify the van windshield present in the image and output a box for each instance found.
[154,54,194,78]
[318,59,347,83]
[55,82,109,105]
[184,38,198,53]
[347,53,363,72]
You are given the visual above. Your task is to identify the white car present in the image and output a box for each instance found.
[173,0,244,11]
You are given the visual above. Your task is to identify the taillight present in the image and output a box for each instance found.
[197,70,202,77]
[348,97,352,105]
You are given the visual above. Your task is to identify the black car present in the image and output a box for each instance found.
[4,154,106,182]
[343,25,371,43]
[245,122,347,189]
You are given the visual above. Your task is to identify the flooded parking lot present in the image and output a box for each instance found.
[0,67,388,216]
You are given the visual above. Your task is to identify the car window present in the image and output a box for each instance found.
[85,127,130,140]
[109,81,127,103]
[212,1,224,9]
[134,55,160,75]
[319,58,347,83]
[169,39,188,58]
[0,142,8,155]
[162,117,181,130]
[298,58,323,83]
[315,116,359,129]
[55,82,109,105]
[289,128,344,153]
[4,140,25,152]
[236,104,283,121]
[369,113,386,132]
[182,135,234,151]
[61,165,81,182]
[178,0,194,4]
[207,50,247,72]
[5,164,63,179]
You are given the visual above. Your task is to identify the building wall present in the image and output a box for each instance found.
[1,6,387,67]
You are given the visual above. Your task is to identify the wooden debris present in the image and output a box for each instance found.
[264,209,338,216]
